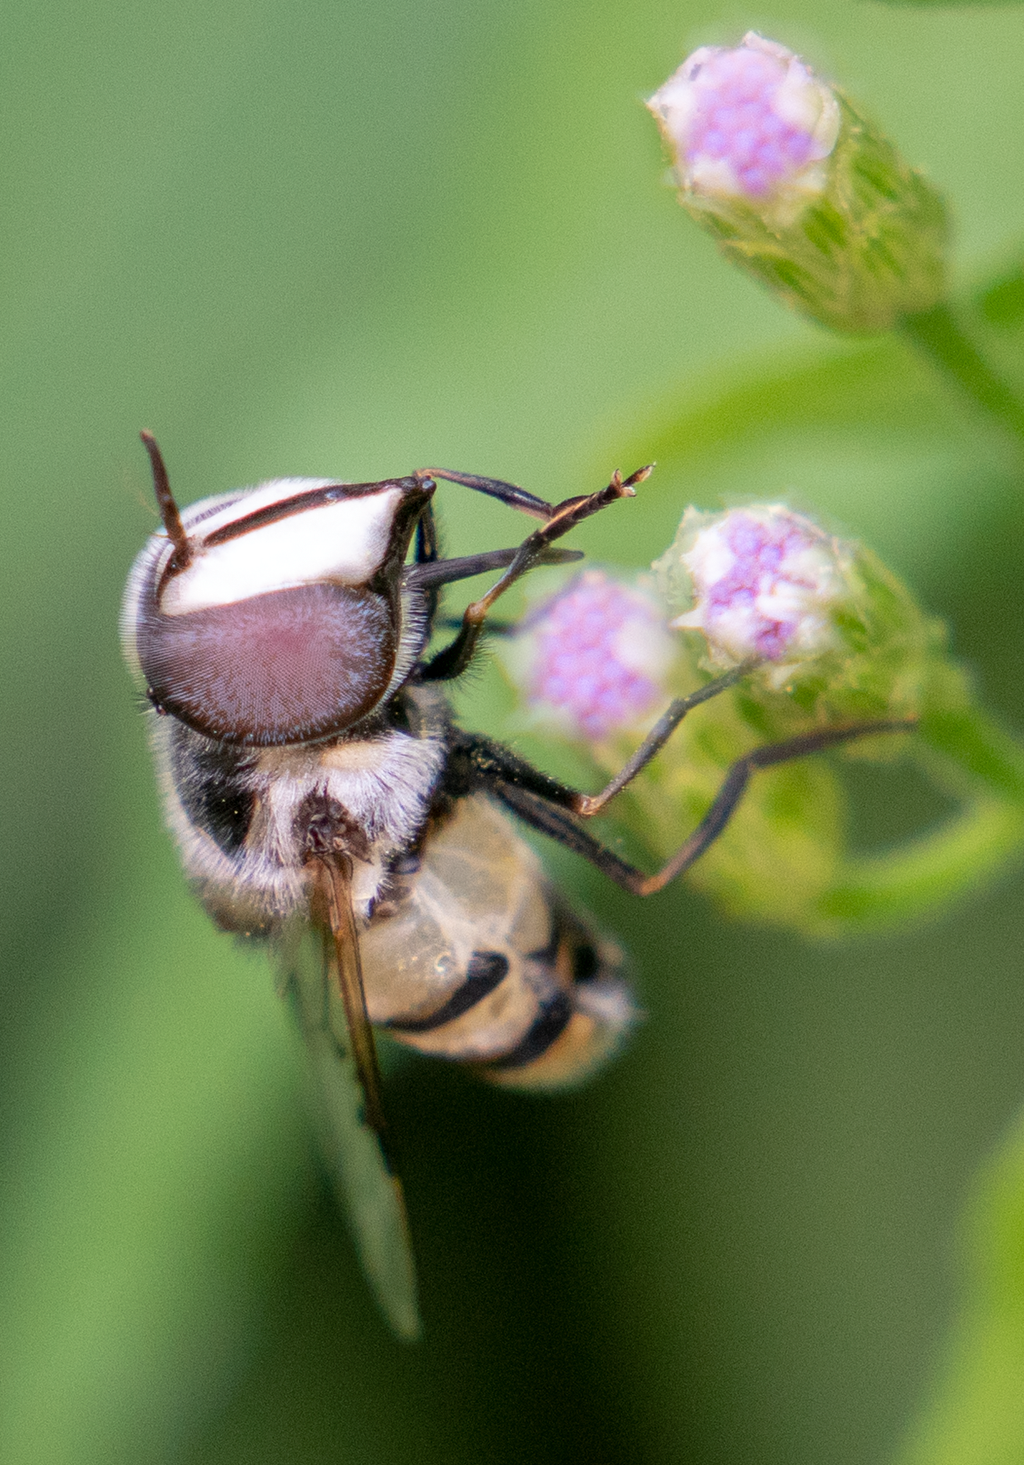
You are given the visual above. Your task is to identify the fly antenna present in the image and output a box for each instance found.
[140,430,191,570]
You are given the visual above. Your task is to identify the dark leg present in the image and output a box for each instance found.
[423,465,652,683]
[446,729,582,811]
[405,472,578,628]
[574,663,759,816]
[414,500,439,565]
[433,615,518,638]
[415,467,555,521]
[446,663,759,814]
[479,720,917,896]
[404,547,582,595]
[414,500,441,622]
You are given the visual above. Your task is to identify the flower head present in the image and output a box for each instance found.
[655,505,845,671]
[514,571,674,740]
[645,32,949,332]
[647,33,839,210]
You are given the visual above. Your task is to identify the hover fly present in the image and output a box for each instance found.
[122,434,908,1338]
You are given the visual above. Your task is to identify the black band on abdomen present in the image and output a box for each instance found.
[484,989,573,1071]
[385,950,510,1033]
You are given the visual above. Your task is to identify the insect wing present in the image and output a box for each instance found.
[280,871,421,1342]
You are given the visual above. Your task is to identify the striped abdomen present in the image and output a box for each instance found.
[359,794,634,1091]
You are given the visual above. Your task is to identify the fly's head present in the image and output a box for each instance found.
[122,435,434,746]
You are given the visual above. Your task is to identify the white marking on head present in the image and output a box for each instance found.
[161,480,406,616]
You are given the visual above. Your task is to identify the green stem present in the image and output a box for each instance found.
[816,798,1024,933]
[901,302,1024,445]
[816,705,1024,934]
[921,705,1024,805]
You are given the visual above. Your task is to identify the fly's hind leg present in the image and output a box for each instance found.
[455,720,917,896]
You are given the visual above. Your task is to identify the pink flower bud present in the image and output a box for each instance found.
[647,32,839,211]
[655,506,845,670]
[515,571,674,740]
[645,33,948,330]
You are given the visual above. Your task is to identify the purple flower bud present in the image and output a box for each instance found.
[645,32,948,331]
[514,571,674,740]
[654,506,845,671]
[647,33,839,211]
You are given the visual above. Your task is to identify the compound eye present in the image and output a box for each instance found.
[127,454,432,744]
[139,581,396,744]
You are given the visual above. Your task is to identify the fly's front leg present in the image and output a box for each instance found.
[414,467,555,520]
[423,465,652,683]
[414,499,439,566]
[413,499,441,622]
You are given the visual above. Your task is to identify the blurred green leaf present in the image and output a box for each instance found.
[968,255,1024,390]
[606,304,1021,591]
[978,264,1024,328]
[896,1105,1024,1465]
[0,838,308,1465]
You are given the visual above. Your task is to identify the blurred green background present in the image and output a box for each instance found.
[5,2,1024,1461]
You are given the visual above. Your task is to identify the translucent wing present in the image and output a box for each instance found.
[280,854,421,1341]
